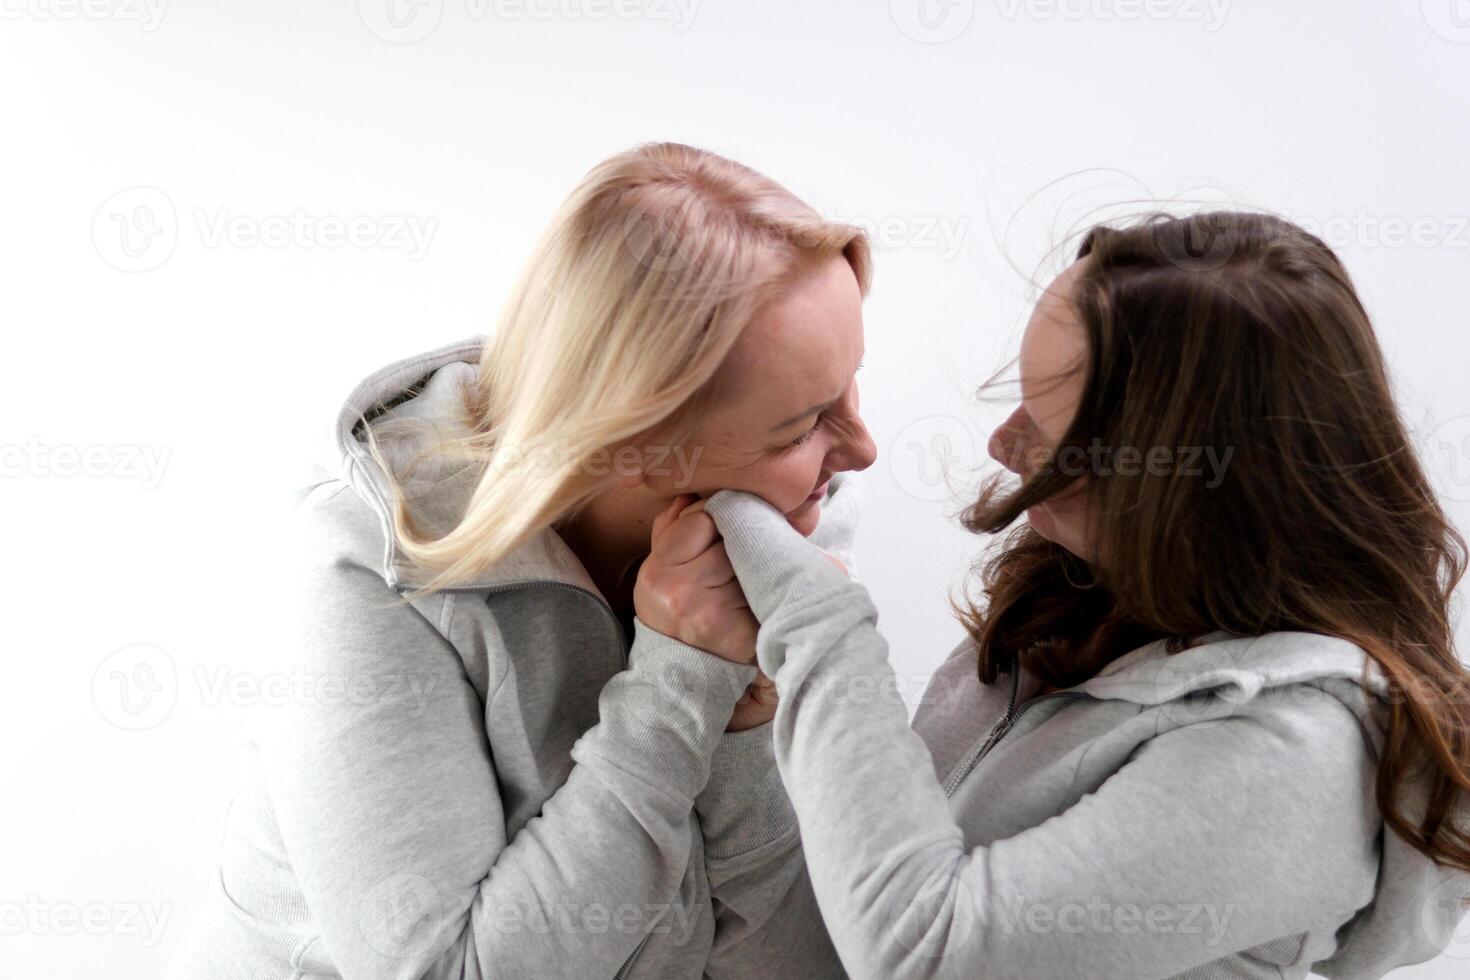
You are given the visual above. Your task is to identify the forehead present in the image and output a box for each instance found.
[1019,261,1088,441]
[718,257,864,411]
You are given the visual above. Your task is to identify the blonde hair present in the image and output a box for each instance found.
[382,142,871,592]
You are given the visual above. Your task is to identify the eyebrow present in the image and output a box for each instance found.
[767,355,864,433]
[769,397,840,433]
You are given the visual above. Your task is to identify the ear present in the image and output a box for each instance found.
[610,442,649,488]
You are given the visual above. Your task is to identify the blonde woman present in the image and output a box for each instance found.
[167,143,877,979]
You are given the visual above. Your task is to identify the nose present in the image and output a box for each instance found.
[828,412,878,474]
[988,407,1028,476]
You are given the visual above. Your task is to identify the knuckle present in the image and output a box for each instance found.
[688,511,715,539]
[690,605,720,637]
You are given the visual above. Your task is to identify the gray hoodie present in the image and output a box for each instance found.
[166,339,859,980]
[696,487,1470,980]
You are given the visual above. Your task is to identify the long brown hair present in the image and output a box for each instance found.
[959,211,1470,872]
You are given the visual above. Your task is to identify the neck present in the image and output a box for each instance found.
[553,486,660,621]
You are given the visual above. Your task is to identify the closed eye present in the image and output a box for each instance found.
[775,359,861,451]
[786,417,822,448]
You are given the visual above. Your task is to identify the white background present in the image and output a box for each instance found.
[4,0,1469,976]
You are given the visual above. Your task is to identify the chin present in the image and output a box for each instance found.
[1026,506,1067,549]
[1028,509,1091,560]
[785,500,822,537]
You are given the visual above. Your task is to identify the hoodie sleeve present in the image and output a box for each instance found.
[696,476,861,980]
[263,493,754,980]
[703,488,1393,980]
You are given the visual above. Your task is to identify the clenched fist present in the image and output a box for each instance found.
[634,494,759,669]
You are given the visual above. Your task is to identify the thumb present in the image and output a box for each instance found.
[651,493,696,542]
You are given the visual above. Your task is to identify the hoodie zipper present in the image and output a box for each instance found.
[942,656,1085,797]
[612,933,651,980]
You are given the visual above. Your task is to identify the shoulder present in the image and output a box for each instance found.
[296,478,384,571]
[1133,669,1380,844]
[291,478,459,651]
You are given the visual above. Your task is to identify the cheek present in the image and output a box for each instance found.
[1048,484,1090,521]
[689,448,824,515]
[742,452,825,512]
[662,429,828,521]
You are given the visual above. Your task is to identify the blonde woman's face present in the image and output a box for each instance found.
[647,255,877,537]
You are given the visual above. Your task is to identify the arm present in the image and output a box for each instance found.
[696,474,864,979]
[703,490,1379,980]
[265,501,753,980]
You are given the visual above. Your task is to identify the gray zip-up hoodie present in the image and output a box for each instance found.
[166,339,859,980]
[694,488,1470,980]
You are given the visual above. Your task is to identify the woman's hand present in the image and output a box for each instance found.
[635,492,851,731]
[726,669,778,732]
[634,494,759,667]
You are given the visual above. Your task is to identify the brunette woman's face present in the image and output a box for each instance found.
[642,254,877,537]
[987,260,1096,560]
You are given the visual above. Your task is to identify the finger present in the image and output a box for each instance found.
[704,579,753,615]
[655,509,720,565]
[678,541,737,588]
[651,494,696,541]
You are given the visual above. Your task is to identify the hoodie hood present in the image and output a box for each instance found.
[1078,629,1470,977]
[309,336,601,595]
